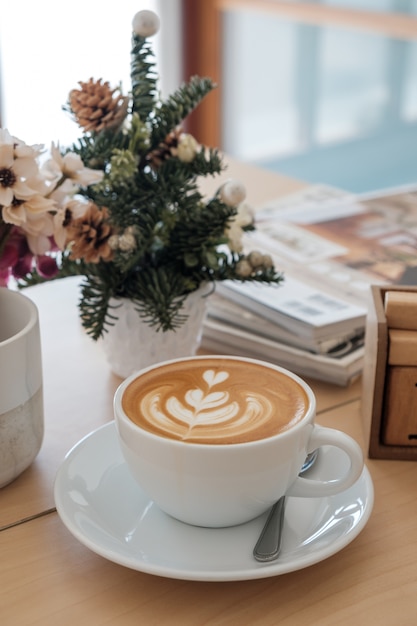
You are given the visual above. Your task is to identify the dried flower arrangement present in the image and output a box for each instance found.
[0,9,283,339]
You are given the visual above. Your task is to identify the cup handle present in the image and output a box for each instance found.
[286,426,364,498]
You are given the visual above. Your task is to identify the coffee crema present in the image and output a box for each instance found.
[122,358,309,444]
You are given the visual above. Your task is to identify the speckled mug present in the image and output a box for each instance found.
[0,288,44,487]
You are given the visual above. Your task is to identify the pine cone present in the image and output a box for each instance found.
[68,78,129,133]
[146,127,182,168]
[66,203,114,263]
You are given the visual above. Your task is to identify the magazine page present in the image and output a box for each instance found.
[216,276,366,340]
[206,292,364,355]
[202,318,364,387]
[251,183,417,305]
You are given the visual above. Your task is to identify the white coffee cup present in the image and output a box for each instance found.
[0,288,44,487]
[114,355,364,527]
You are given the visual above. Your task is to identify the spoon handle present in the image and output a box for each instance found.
[253,496,286,562]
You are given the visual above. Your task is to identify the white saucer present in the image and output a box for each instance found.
[54,422,374,582]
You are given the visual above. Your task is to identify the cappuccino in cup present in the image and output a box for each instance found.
[115,355,364,527]
[121,357,309,444]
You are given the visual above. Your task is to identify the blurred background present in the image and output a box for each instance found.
[2,0,417,194]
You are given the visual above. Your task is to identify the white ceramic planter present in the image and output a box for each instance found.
[0,289,44,488]
[101,286,209,378]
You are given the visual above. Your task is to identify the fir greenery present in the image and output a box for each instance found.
[20,12,283,340]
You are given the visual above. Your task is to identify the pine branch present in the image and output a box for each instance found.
[17,254,86,289]
[130,34,158,121]
[91,173,156,220]
[125,267,193,331]
[156,147,224,186]
[78,263,198,338]
[0,222,12,259]
[78,275,117,340]
[167,202,236,266]
[150,76,216,146]
[69,131,127,173]
[22,16,283,339]
[187,147,224,177]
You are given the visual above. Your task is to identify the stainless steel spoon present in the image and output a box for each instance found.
[253,449,319,562]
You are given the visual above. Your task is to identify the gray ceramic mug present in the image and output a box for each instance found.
[0,288,44,487]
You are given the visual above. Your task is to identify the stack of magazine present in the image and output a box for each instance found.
[201,183,417,385]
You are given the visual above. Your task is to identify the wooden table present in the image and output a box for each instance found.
[1,161,416,625]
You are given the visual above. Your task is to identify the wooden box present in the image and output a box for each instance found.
[361,285,417,460]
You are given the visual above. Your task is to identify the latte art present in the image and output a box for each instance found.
[141,368,276,441]
[122,358,309,444]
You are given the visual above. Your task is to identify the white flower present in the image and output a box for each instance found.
[48,177,78,207]
[43,143,104,186]
[2,192,56,227]
[13,138,44,161]
[219,180,246,207]
[21,212,55,255]
[0,129,41,206]
[132,10,160,37]
[53,199,88,250]
[177,134,199,163]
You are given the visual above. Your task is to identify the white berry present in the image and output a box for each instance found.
[132,10,160,37]
[219,180,246,206]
